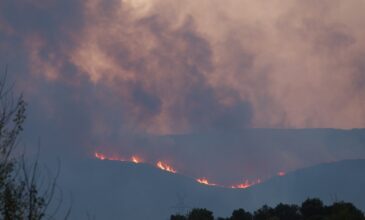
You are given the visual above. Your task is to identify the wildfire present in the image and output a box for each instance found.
[95,152,106,160]
[156,161,177,173]
[94,152,125,161]
[94,151,270,190]
[196,178,217,186]
[131,156,141,163]
[94,152,141,163]
[277,171,286,176]
[231,179,261,189]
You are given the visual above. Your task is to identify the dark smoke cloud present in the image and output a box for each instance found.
[1,0,365,183]
[3,0,365,132]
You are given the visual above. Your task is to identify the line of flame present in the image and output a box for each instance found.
[231,179,261,189]
[95,152,140,163]
[196,178,217,186]
[94,151,264,189]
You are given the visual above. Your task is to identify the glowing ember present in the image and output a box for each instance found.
[278,171,286,176]
[94,152,141,163]
[231,179,261,189]
[156,161,177,173]
[196,178,217,186]
[95,152,106,160]
[131,156,141,164]
[94,152,125,161]
[109,156,124,161]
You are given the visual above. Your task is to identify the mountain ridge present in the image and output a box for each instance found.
[58,157,365,219]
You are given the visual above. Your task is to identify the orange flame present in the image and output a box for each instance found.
[131,156,141,164]
[156,161,177,173]
[277,171,286,176]
[231,179,261,189]
[94,152,142,163]
[94,152,125,161]
[196,178,217,186]
[94,151,273,189]
[95,152,106,160]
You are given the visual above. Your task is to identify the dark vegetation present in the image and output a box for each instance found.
[171,198,365,220]
[0,72,65,219]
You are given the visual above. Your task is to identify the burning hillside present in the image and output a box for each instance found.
[93,151,265,189]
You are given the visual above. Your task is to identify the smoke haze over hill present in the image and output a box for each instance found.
[1,2,365,217]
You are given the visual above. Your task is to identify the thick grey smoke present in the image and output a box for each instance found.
[3,0,365,133]
[1,0,365,184]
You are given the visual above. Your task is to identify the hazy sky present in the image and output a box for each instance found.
[1,0,365,184]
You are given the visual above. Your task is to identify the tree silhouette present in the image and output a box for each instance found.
[172,198,365,220]
[230,208,252,220]
[327,202,365,220]
[300,198,325,219]
[273,203,301,220]
[187,208,214,220]
[253,205,276,220]
[170,214,187,220]
[0,71,64,219]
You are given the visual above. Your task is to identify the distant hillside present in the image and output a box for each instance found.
[245,159,365,210]
[57,158,236,219]
[151,129,365,184]
[58,158,365,220]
